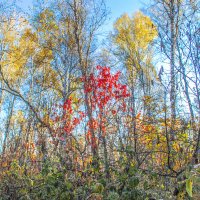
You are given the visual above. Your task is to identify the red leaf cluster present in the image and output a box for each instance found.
[83,66,130,110]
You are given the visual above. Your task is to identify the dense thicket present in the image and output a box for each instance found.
[0,0,199,199]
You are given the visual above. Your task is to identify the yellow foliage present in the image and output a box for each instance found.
[114,11,157,51]
[1,27,38,82]
[113,11,158,84]
[133,11,157,49]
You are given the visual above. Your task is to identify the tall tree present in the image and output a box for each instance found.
[148,0,183,136]
[112,11,157,166]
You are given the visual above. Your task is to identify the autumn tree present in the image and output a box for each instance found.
[112,11,158,167]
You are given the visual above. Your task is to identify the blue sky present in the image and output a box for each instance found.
[106,0,148,20]
[19,0,147,14]
[103,0,149,34]
[18,0,148,31]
